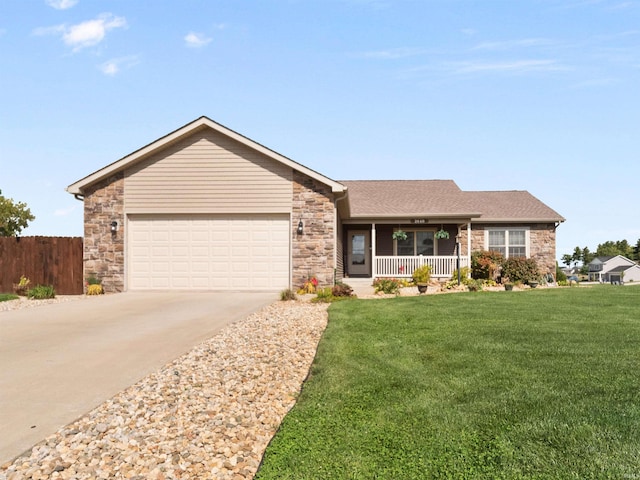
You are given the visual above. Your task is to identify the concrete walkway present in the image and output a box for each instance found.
[0,292,275,464]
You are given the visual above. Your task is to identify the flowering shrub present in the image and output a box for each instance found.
[373,278,402,295]
[298,276,319,294]
[13,275,31,296]
[86,284,104,295]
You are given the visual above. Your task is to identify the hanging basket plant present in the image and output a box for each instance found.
[392,229,408,241]
[435,227,450,240]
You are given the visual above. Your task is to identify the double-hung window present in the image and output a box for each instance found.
[396,230,435,256]
[487,228,528,258]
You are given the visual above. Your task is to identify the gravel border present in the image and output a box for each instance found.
[0,295,87,312]
[0,301,329,480]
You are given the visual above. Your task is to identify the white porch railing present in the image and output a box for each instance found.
[375,255,469,278]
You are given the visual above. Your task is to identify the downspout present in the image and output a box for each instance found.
[74,194,84,201]
[333,190,348,285]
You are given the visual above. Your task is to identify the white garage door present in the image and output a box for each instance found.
[128,215,290,290]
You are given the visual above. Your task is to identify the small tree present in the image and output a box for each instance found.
[0,190,35,236]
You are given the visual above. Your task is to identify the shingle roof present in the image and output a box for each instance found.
[340,180,478,217]
[463,190,565,222]
[340,180,564,222]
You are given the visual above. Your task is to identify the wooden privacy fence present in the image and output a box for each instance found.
[0,236,83,295]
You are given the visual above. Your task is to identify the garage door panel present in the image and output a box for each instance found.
[128,215,289,290]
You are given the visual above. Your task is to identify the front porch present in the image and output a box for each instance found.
[343,222,471,280]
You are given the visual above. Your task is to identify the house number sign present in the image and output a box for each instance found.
[412,219,427,224]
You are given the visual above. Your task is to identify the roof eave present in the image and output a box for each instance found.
[346,212,483,220]
[473,217,566,223]
[66,116,346,195]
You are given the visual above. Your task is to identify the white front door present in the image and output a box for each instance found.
[348,230,371,276]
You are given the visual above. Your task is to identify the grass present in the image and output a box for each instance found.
[0,293,19,302]
[256,286,640,479]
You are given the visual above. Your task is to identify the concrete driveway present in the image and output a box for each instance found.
[0,292,275,464]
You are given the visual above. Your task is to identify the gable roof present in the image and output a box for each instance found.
[67,116,346,195]
[608,265,637,273]
[341,180,565,222]
[591,255,637,266]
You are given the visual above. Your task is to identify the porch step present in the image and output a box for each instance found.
[342,277,375,297]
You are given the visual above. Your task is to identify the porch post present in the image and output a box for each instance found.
[371,223,376,278]
[467,222,472,277]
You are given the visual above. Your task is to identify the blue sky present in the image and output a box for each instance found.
[1,0,638,261]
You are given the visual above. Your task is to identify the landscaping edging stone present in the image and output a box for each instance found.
[0,301,328,480]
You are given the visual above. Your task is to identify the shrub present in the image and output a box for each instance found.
[86,275,101,285]
[412,265,432,284]
[471,250,504,280]
[13,275,31,296]
[280,288,297,301]
[451,266,471,282]
[501,257,541,284]
[466,279,484,292]
[332,282,353,297]
[373,278,402,295]
[313,287,334,303]
[86,284,104,295]
[556,263,567,282]
[27,285,56,299]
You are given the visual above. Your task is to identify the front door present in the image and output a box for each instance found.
[348,230,371,276]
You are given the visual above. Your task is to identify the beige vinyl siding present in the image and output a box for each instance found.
[336,218,344,281]
[124,128,293,214]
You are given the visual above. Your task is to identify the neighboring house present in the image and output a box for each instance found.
[587,256,640,283]
[67,116,565,293]
[562,266,581,276]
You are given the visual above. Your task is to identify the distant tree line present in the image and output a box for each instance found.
[562,239,640,274]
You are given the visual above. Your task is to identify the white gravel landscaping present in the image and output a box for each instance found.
[0,300,329,480]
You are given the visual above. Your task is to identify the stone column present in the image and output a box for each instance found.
[291,172,336,289]
[83,173,125,292]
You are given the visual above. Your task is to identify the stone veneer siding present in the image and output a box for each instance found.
[469,223,557,275]
[292,171,336,289]
[83,172,125,293]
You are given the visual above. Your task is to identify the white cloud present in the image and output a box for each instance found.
[449,59,570,74]
[32,24,65,37]
[45,0,78,10]
[184,32,212,48]
[571,77,621,88]
[359,47,429,60]
[471,38,557,51]
[64,14,126,51]
[99,55,139,76]
[54,205,76,217]
[33,13,127,52]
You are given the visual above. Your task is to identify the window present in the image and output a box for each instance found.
[396,230,434,256]
[487,228,528,258]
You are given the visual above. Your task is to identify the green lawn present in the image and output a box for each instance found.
[0,293,18,302]
[256,286,640,479]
